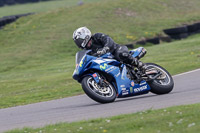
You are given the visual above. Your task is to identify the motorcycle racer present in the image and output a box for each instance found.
[72,27,144,68]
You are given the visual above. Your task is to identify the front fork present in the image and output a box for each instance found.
[90,72,106,87]
[91,73,100,84]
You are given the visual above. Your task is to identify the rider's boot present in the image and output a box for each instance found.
[119,52,146,71]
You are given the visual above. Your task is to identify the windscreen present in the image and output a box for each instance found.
[75,50,88,65]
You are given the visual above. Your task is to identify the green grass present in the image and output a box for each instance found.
[0,0,200,108]
[0,0,101,17]
[6,103,200,133]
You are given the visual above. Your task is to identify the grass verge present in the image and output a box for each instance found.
[6,103,200,133]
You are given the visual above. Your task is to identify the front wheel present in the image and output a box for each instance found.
[81,76,117,103]
[145,63,174,94]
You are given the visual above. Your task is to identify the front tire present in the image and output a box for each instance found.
[81,76,117,103]
[145,63,174,94]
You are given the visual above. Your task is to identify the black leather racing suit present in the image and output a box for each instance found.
[90,33,136,65]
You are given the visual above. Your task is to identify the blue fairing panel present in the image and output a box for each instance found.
[72,50,151,98]
[111,65,151,97]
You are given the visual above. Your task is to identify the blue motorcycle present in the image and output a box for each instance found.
[73,47,174,103]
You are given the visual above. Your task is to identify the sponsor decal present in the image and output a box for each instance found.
[122,91,129,95]
[122,87,129,95]
[131,81,135,87]
[139,82,146,86]
[94,59,106,64]
[100,63,108,70]
[130,87,133,93]
[138,52,143,58]
[105,66,113,72]
[103,59,116,62]
[122,88,126,91]
[134,85,147,93]
[120,85,125,88]
[79,55,87,67]
[105,66,117,73]
[94,59,116,64]
[93,73,97,78]
[115,72,120,77]
[79,60,83,67]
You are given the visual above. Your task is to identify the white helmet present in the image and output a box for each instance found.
[73,27,92,49]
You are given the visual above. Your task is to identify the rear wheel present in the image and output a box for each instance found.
[145,63,174,94]
[81,76,117,103]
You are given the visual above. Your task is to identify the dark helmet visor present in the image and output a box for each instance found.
[74,38,84,48]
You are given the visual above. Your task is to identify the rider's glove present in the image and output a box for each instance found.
[97,47,110,55]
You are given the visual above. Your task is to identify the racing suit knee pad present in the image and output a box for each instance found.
[119,53,135,64]
[119,52,129,59]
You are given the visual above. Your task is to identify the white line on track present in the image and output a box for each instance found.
[173,68,200,77]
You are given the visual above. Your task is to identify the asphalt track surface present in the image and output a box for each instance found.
[0,69,200,132]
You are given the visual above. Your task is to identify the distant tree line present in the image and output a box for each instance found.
[0,0,52,7]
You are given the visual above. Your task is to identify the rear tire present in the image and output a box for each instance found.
[81,76,117,103]
[145,63,174,94]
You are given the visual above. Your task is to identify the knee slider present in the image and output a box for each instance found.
[119,53,129,58]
